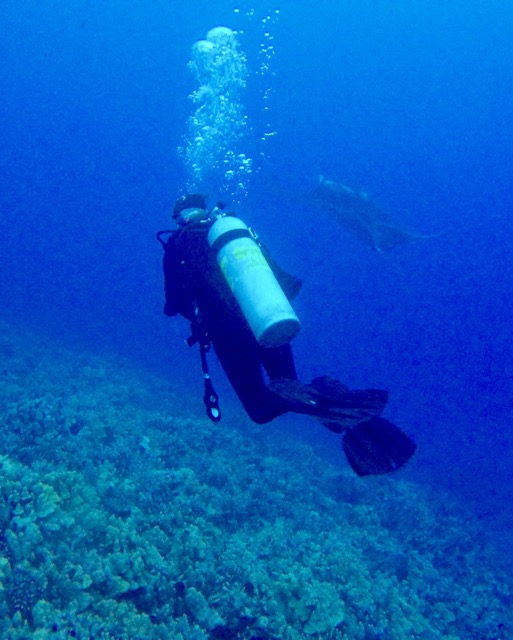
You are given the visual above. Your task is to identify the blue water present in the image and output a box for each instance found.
[2,0,513,585]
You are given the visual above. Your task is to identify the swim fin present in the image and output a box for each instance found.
[310,375,388,415]
[269,377,388,426]
[342,417,417,476]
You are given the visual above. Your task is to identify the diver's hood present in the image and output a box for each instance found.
[175,207,209,226]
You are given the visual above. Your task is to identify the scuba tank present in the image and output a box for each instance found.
[208,215,301,348]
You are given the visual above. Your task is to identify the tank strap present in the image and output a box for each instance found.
[210,228,253,254]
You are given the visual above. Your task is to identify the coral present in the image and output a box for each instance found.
[0,320,511,640]
[5,567,43,623]
[185,586,225,630]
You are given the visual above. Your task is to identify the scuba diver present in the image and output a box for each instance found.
[157,193,416,476]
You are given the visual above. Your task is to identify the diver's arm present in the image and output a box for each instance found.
[162,236,183,317]
[162,235,197,321]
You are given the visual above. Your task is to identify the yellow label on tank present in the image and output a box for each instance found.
[231,245,268,268]
[219,245,269,290]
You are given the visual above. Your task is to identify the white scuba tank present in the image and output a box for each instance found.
[208,215,301,348]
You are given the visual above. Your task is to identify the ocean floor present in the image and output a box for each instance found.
[0,321,511,640]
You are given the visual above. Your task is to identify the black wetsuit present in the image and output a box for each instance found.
[159,216,417,475]
[162,217,302,424]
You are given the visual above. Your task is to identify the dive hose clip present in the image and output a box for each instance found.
[187,313,221,423]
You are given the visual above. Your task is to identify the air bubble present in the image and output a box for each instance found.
[180,27,251,203]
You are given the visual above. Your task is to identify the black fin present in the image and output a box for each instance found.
[310,375,350,395]
[318,419,345,434]
[310,375,388,415]
[342,417,416,476]
[269,378,387,425]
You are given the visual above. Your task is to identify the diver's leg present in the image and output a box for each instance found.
[260,346,388,426]
[210,325,288,424]
[259,343,298,381]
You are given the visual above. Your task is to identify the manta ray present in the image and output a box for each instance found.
[309,177,436,252]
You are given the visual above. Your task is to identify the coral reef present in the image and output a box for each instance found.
[0,321,511,639]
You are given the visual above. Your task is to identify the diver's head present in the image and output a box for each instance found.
[173,193,208,226]
[174,207,210,226]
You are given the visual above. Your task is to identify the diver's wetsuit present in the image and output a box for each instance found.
[160,208,417,476]
[162,217,302,424]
